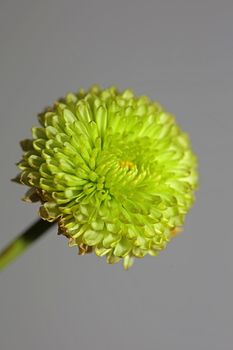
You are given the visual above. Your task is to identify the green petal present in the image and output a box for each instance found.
[83,230,103,246]
[113,238,132,257]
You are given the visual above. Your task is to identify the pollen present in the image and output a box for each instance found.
[119,160,135,171]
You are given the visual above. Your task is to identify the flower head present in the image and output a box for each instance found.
[15,86,198,268]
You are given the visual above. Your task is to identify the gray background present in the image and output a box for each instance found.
[0,0,232,349]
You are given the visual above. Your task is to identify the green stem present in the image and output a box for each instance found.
[0,219,54,271]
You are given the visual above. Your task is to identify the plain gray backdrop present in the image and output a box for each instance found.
[0,0,232,349]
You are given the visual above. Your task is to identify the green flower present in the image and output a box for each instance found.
[15,85,198,269]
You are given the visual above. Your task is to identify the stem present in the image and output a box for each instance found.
[0,219,54,271]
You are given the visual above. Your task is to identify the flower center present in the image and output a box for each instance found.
[119,160,135,171]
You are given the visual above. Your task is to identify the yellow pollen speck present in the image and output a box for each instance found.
[119,160,135,170]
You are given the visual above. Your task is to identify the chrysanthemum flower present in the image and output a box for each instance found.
[15,86,198,269]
